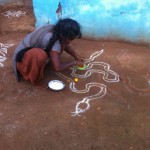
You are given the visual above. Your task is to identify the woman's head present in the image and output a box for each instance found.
[45,18,81,53]
[54,18,82,44]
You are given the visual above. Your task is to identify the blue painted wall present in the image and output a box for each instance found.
[34,0,150,44]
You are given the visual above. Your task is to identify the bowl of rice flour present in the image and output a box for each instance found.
[48,80,65,91]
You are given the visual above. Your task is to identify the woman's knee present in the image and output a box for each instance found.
[26,48,48,63]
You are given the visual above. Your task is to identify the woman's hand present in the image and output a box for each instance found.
[75,53,84,62]
[64,45,84,62]
[75,59,84,67]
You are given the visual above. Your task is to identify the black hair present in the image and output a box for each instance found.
[45,18,82,54]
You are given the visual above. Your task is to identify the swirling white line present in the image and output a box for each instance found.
[56,49,119,116]
[1,10,26,18]
[0,43,14,67]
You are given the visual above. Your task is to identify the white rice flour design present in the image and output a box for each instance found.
[0,43,14,67]
[1,10,26,18]
[57,49,120,116]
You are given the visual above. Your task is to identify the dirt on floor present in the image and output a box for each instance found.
[0,5,150,150]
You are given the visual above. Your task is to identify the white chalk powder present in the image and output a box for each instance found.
[48,80,65,90]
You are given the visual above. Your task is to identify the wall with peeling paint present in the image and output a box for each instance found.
[33,0,150,44]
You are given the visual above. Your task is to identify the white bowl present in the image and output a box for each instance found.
[48,80,65,91]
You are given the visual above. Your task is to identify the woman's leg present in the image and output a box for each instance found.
[16,48,48,84]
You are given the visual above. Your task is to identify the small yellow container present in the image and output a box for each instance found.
[77,64,87,70]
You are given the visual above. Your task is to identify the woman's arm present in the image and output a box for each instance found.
[50,50,84,71]
[50,50,75,71]
[64,44,83,61]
